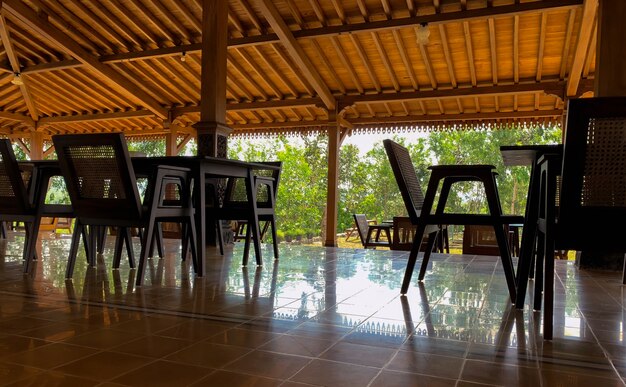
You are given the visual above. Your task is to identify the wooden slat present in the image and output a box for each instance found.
[371,32,398,91]
[536,12,547,81]
[488,18,498,84]
[559,8,577,80]
[566,0,598,96]
[463,21,477,86]
[237,0,265,34]
[392,29,418,90]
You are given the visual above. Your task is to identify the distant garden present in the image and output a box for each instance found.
[28,125,561,243]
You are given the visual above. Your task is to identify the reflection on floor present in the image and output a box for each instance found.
[0,231,625,386]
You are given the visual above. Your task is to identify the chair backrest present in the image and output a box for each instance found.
[383,139,425,224]
[52,133,143,222]
[352,214,369,245]
[0,139,30,214]
[558,97,626,250]
[225,161,282,207]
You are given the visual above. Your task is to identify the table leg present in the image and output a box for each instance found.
[245,169,262,265]
[195,165,205,276]
[515,160,541,309]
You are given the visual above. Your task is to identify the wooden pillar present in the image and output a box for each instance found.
[193,0,232,157]
[165,127,178,156]
[577,0,626,270]
[324,118,340,247]
[29,131,43,160]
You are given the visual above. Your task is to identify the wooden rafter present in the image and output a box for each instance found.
[438,24,456,88]
[341,81,567,105]
[236,48,283,99]
[513,15,519,83]
[349,109,563,125]
[0,13,39,121]
[559,8,577,80]
[330,36,364,93]
[238,0,265,34]
[372,32,399,91]
[330,0,346,24]
[349,34,381,92]
[271,43,315,96]
[252,46,299,97]
[536,12,547,81]
[488,18,498,85]
[256,0,336,109]
[310,39,345,94]
[566,0,598,96]
[392,29,418,90]
[227,52,270,100]
[463,21,477,86]
[1,0,168,119]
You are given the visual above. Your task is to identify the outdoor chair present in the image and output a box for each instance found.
[384,139,520,299]
[534,96,626,340]
[53,133,197,286]
[213,161,282,265]
[0,139,73,273]
[353,214,392,248]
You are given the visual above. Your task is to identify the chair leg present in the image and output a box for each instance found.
[124,227,136,268]
[402,223,428,294]
[418,231,438,281]
[622,253,626,285]
[181,223,189,262]
[534,231,546,311]
[543,232,555,340]
[186,217,199,274]
[113,227,125,269]
[66,222,83,279]
[269,217,279,260]
[136,220,155,287]
[97,226,107,254]
[23,219,41,274]
[243,225,252,266]
[155,223,164,258]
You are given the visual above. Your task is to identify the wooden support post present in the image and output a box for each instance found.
[29,131,43,160]
[577,0,626,270]
[193,0,232,157]
[324,115,340,247]
[165,126,178,156]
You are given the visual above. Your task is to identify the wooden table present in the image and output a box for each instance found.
[132,156,280,276]
[500,144,563,308]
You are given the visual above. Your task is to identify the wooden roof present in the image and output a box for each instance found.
[0,0,594,140]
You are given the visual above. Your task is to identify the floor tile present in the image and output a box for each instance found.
[111,360,211,386]
[54,351,153,381]
[291,359,379,386]
[224,350,310,379]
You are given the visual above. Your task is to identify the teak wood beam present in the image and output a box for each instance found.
[37,110,154,126]
[255,0,336,110]
[566,0,597,96]
[1,0,168,119]
[0,109,35,127]
[0,13,38,121]
[340,81,567,105]
[18,0,583,76]
[348,109,564,125]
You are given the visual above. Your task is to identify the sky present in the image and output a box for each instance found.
[342,131,429,156]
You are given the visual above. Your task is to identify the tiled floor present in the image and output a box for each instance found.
[0,231,625,386]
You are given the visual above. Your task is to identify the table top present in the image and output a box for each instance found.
[500,144,563,166]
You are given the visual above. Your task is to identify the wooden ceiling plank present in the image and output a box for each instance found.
[372,31,400,91]
[250,110,264,122]
[392,29,418,90]
[330,36,364,94]
[366,103,376,117]
[406,0,416,17]
[109,0,159,45]
[0,110,35,126]
[57,0,126,50]
[566,0,598,96]
[252,45,299,97]
[237,0,265,34]
[462,21,477,86]
[383,102,393,116]
[69,68,136,108]
[307,0,327,26]
[227,52,269,100]
[229,11,246,36]
[456,98,464,113]
[349,34,381,92]
[381,0,392,19]
[2,1,168,118]
[83,0,143,48]
[236,47,283,99]
[150,0,192,40]
[169,1,201,33]
[271,43,315,96]
[474,96,480,112]
[536,12,547,81]
[47,71,113,110]
[310,39,345,94]
[417,29,437,89]
[437,99,444,114]
[438,24,457,88]
[400,101,410,115]
[559,8,577,80]
[49,0,114,52]
[284,0,305,28]
[19,0,584,75]
[356,0,370,22]
[126,0,177,43]
[0,14,39,120]
[228,71,257,101]
[256,0,336,109]
[488,18,498,84]
[10,36,48,64]
[142,60,189,103]
[159,58,201,100]
[329,0,346,24]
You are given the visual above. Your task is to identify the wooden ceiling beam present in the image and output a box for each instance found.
[0,13,39,121]
[237,0,266,34]
[439,24,456,88]
[341,81,567,104]
[0,110,35,127]
[173,97,324,116]
[236,47,283,99]
[271,43,315,96]
[256,0,336,110]
[463,21,477,86]
[37,110,153,126]
[488,18,498,85]
[18,0,584,75]
[536,12,547,81]
[310,39,345,94]
[2,0,168,119]
[372,31,399,91]
[350,34,381,92]
[392,29,418,90]
[349,109,563,124]
[331,36,364,93]
[559,9,577,80]
[566,0,598,96]
[170,1,201,33]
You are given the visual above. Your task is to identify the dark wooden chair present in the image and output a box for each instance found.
[213,161,282,265]
[353,214,392,248]
[0,139,73,273]
[384,139,520,299]
[52,133,197,286]
[535,96,626,340]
